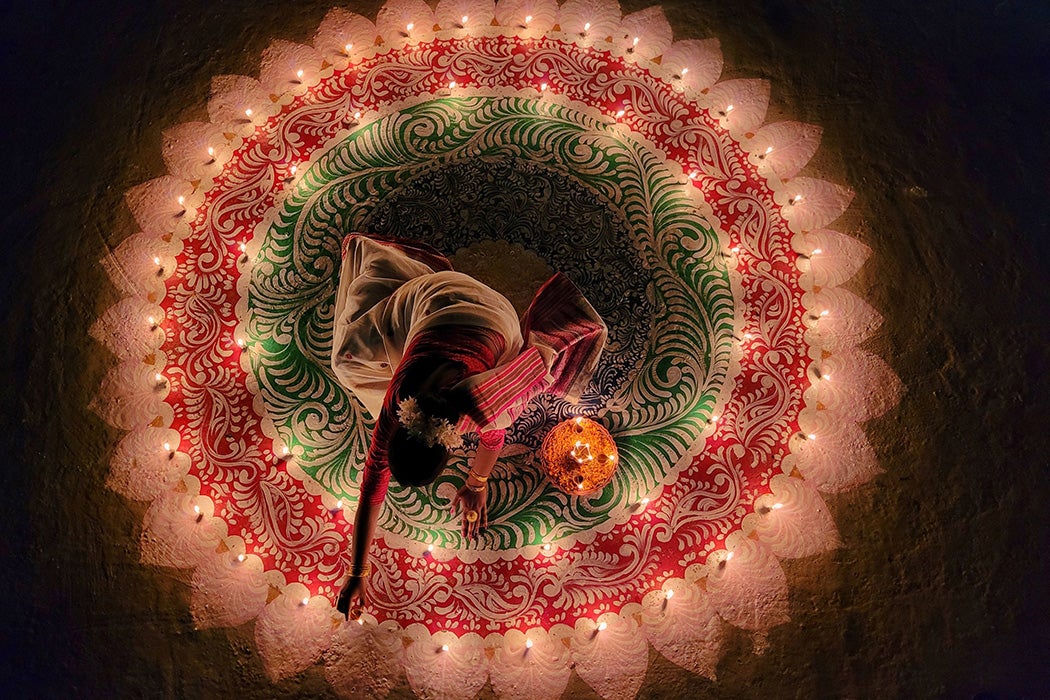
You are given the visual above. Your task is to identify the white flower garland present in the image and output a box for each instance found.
[397,397,464,450]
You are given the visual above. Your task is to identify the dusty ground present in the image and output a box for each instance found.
[1,0,1048,697]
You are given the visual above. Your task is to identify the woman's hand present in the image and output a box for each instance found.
[452,483,488,539]
[336,574,367,621]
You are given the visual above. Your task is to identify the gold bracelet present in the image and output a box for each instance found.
[348,561,372,578]
[468,469,489,482]
[467,481,487,493]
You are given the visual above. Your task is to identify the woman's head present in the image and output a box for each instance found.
[386,365,472,488]
[387,421,449,487]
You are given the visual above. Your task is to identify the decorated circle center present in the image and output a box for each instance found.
[247,96,734,555]
[94,4,898,696]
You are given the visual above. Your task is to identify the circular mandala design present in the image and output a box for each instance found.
[248,97,733,555]
[94,6,899,695]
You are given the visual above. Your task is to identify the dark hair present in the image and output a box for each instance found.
[386,367,475,488]
[387,423,448,487]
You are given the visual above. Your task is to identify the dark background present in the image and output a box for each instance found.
[1,0,1047,697]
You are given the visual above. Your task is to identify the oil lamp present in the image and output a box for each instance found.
[539,416,618,494]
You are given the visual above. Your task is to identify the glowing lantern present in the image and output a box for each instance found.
[539,416,618,494]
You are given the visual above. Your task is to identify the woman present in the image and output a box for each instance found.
[331,234,606,620]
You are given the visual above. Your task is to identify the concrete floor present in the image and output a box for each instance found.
[1,0,1047,697]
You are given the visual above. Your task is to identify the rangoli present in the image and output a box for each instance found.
[92,1,901,697]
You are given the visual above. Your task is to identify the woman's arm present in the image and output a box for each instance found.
[337,498,379,619]
[452,430,503,538]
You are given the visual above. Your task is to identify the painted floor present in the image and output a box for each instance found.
[1,0,1047,697]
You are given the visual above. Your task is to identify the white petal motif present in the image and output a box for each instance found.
[794,408,882,493]
[92,358,172,430]
[324,618,405,699]
[124,176,194,239]
[751,475,840,558]
[489,628,572,700]
[778,177,854,233]
[161,121,228,182]
[107,426,188,501]
[89,297,166,361]
[259,41,324,97]
[617,6,672,59]
[140,489,226,568]
[746,121,823,179]
[494,0,559,33]
[100,231,176,299]
[191,549,270,628]
[797,228,872,289]
[402,625,489,700]
[806,349,902,422]
[706,539,789,631]
[706,79,770,135]
[255,584,336,681]
[435,0,496,30]
[803,286,883,353]
[312,8,378,62]
[640,580,723,681]
[570,615,648,700]
[557,0,622,40]
[376,0,437,45]
[207,74,270,128]
[662,38,723,91]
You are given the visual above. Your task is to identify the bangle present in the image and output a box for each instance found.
[466,481,486,493]
[468,469,489,482]
[348,561,372,578]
